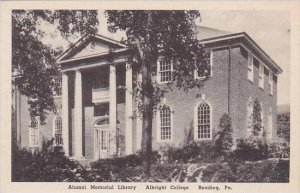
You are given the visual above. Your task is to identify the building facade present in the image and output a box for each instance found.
[12,27,283,160]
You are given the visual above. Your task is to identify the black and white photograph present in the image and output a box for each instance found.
[1,1,300,193]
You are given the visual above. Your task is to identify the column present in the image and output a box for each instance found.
[62,73,69,156]
[125,61,133,155]
[136,72,142,151]
[109,64,117,155]
[74,70,83,159]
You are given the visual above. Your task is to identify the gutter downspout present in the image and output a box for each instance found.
[228,42,231,115]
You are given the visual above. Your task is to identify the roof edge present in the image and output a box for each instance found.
[200,32,283,74]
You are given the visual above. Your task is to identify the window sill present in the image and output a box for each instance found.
[195,75,213,80]
[157,139,172,143]
[194,138,212,141]
[247,79,254,85]
[157,81,173,85]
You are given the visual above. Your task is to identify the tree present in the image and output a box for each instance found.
[277,112,290,143]
[252,98,263,136]
[105,10,210,175]
[214,114,233,158]
[12,10,99,124]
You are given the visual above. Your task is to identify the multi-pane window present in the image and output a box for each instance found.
[247,54,254,82]
[159,106,172,141]
[157,59,173,83]
[259,63,264,89]
[29,118,39,148]
[268,107,273,139]
[54,116,63,146]
[196,102,211,140]
[54,77,62,96]
[195,51,213,79]
[269,72,273,95]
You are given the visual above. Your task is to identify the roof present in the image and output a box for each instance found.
[56,34,127,63]
[56,26,282,74]
[199,31,283,74]
[196,26,231,40]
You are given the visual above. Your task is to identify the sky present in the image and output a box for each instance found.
[43,10,290,105]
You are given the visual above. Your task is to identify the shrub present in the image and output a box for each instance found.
[234,137,268,161]
[158,141,216,164]
[267,141,290,158]
[12,140,80,182]
[91,154,142,168]
[214,114,233,159]
[252,98,263,136]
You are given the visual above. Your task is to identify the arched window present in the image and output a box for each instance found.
[54,116,62,146]
[157,105,172,141]
[29,118,39,148]
[195,101,211,140]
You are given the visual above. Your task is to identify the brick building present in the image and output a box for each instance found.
[12,26,282,160]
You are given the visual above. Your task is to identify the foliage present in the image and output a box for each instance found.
[12,10,98,124]
[252,98,263,136]
[12,139,81,182]
[105,10,209,174]
[214,114,233,159]
[158,141,216,164]
[12,139,289,182]
[234,137,268,161]
[91,154,142,168]
[267,141,290,158]
[234,159,289,182]
[277,112,290,143]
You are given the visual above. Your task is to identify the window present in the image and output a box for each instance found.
[247,54,254,82]
[246,97,253,137]
[54,77,62,96]
[269,72,273,95]
[195,51,213,79]
[259,63,264,89]
[267,107,273,139]
[157,58,173,83]
[158,106,172,141]
[54,116,63,146]
[195,101,211,140]
[29,118,39,148]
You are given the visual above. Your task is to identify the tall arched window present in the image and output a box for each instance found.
[54,116,63,146]
[29,118,39,148]
[157,105,172,141]
[195,101,211,140]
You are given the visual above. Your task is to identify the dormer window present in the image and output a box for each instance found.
[259,63,264,89]
[157,58,173,83]
[247,54,254,82]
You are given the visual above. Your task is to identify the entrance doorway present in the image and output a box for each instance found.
[94,117,110,160]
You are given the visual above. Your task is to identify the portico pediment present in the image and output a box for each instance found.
[57,34,127,63]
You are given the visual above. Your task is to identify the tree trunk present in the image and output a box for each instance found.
[141,59,154,176]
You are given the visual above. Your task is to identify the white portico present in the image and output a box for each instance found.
[57,34,135,160]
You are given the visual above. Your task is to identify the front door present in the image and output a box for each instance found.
[95,127,110,159]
